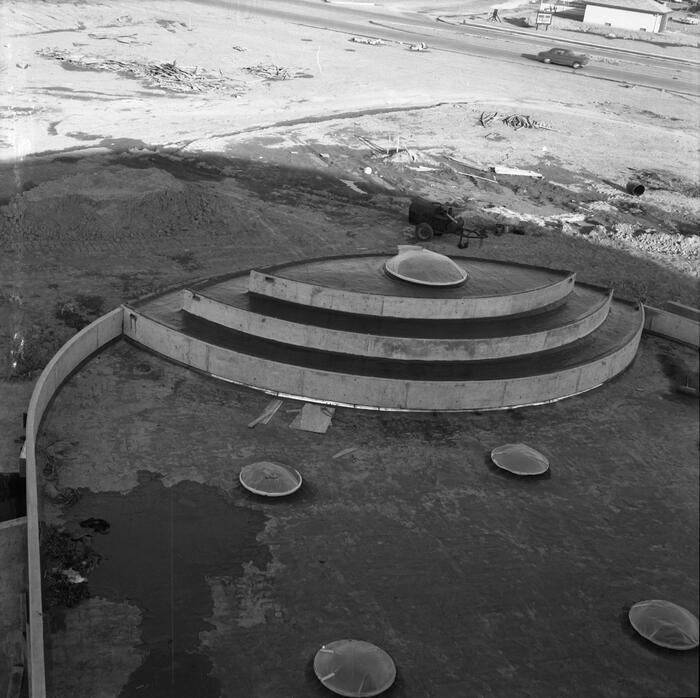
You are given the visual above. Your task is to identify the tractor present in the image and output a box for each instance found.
[408,197,486,248]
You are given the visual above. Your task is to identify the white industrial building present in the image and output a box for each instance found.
[583,0,673,32]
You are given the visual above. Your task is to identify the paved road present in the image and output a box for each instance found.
[197,0,700,95]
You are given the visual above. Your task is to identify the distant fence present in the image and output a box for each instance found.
[23,308,124,698]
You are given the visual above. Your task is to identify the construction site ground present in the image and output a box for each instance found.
[0,0,699,695]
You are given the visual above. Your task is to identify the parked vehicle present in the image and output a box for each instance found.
[536,48,589,69]
[408,197,487,248]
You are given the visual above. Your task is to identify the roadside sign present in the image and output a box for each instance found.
[536,11,553,28]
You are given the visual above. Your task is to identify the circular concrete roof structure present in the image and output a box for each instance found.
[491,443,550,475]
[239,461,302,496]
[314,639,396,696]
[628,600,699,650]
[384,246,467,287]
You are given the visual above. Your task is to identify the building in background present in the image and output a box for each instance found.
[583,0,673,32]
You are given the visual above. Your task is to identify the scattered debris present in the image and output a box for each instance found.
[16,62,29,69]
[455,170,499,184]
[349,36,385,45]
[231,45,247,51]
[480,111,554,130]
[290,403,335,433]
[493,166,543,178]
[248,398,283,427]
[41,523,101,608]
[339,179,366,194]
[357,135,385,154]
[408,42,429,51]
[242,62,295,80]
[407,165,437,172]
[332,447,357,459]
[79,517,110,534]
[62,568,88,584]
[444,157,498,183]
[36,48,244,94]
[87,32,143,45]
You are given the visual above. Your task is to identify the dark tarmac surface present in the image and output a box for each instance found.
[37,337,699,698]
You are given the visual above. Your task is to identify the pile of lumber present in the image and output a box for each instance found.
[479,111,554,130]
[242,62,294,80]
[36,48,243,93]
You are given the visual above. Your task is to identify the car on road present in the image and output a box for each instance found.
[536,47,589,68]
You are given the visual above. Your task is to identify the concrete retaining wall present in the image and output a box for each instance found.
[125,305,643,411]
[183,289,611,362]
[23,307,124,698]
[248,270,576,319]
[644,305,700,347]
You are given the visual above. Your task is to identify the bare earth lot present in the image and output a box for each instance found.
[0,0,699,695]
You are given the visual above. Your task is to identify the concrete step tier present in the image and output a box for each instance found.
[246,254,576,319]
[182,285,613,362]
[127,253,644,410]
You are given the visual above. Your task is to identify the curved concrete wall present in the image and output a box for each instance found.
[248,270,576,319]
[23,307,124,698]
[182,289,612,362]
[643,305,700,347]
[125,305,643,411]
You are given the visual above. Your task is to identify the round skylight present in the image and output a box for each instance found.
[628,600,699,650]
[384,245,467,287]
[238,461,302,497]
[313,639,396,697]
[491,443,550,476]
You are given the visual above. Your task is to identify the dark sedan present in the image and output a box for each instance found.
[536,48,589,68]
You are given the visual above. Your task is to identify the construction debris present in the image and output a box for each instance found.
[339,179,366,194]
[408,42,429,51]
[242,62,296,80]
[445,156,498,183]
[36,48,244,94]
[349,36,385,45]
[480,111,554,130]
[357,135,385,154]
[493,166,543,178]
[332,447,357,459]
[248,398,284,427]
[290,403,335,433]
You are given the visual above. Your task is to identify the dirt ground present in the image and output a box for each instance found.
[35,336,699,698]
[0,0,699,695]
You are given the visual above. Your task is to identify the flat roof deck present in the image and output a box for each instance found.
[36,337,699,698]
[250,254,570,298]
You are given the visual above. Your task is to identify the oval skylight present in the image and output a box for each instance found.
[491,443,550,476]
[314,639,396,697]
[238,461,302,496]
[384,245,467,287]
[628,600,699,650]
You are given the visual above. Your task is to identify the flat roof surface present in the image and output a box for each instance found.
[250,254,570,298]
[37,336,699,698]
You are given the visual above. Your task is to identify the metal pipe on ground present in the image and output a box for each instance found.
[626,181,645,196]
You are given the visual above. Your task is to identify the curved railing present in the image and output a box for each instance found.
[23,307,124,698]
